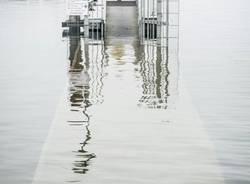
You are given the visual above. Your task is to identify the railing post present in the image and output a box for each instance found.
[84,15,89,42]
[157,0,162,46]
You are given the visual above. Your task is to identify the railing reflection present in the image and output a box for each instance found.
[67,31,106,174]
[137,0,179,109]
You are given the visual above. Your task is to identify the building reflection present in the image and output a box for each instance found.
[67,31,106,174]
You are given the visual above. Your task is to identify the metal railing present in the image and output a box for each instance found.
[63,0,106,40]
[137,0,179,47]
[137,0,180,109]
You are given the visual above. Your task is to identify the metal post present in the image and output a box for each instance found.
[142,0,145,43]
[153,0,156,40]
[157,0,162,46]
[69,15,81,36]
[141,0,145,44]
[147,0,149,41]
[91,10,94,41]
[84,15,89,42]
[100,2,103,40]
[166,0,169,47]
[97,2,99,40]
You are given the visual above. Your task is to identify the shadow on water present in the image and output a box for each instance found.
[66,30,106,175]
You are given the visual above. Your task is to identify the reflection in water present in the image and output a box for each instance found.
[137,0,179,109]
[72,123,96,174]
[67,32,106,175]
[140,45,169,108]
[68,35,90,125]
[139,44,170,109]
[111,42,125,62]
[137,36,179,110]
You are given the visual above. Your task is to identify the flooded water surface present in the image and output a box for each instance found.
[0,0,250,184]
[0,0,67,183]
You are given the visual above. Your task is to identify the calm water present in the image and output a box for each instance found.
[0,0,68,183]
[0,0,250,183]
[181,1,250,183]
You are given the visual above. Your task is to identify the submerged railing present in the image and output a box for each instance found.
[61,0,180,175]
[62,0,106,40]
[137,0,179,46]
[137,0,180,109]
[66,25,106,175]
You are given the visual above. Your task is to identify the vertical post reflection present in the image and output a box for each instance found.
[139,43,171,109]
[67,30,106,174]
[138,0,179,109]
